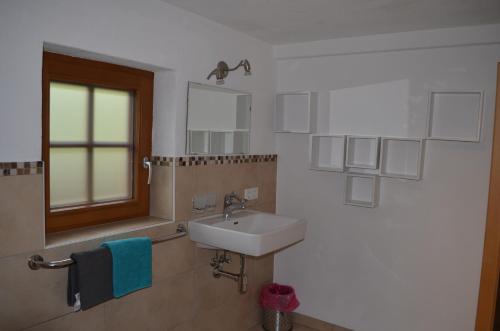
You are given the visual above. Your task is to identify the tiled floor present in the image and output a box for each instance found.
[248,325,317,331]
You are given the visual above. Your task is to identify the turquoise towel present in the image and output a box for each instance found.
[101,237,152,298]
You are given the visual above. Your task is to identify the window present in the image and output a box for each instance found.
[43,52,153,233]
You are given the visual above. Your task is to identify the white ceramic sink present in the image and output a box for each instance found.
[188,210,306,256]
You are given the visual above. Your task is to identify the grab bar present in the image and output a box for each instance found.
[27,223,187,270]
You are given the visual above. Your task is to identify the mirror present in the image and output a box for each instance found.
[186,82,251,155]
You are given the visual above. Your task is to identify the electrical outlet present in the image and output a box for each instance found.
[244,187,259,200]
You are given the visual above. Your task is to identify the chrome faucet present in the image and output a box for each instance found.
[223,192,247,220]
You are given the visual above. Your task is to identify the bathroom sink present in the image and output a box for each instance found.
[188,210,306,256]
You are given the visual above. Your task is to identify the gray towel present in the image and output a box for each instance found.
[67,247,113,310]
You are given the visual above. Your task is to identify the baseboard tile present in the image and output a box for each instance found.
[293,312,353,331]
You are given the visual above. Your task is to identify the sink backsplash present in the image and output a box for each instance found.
[174,154,277,221]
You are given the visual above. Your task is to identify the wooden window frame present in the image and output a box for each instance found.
[42,52,153,233]
[49,84,135,209]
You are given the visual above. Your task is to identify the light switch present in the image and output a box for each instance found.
[193,192,217,212]
[244,187,258,200]
[192,194,207,212]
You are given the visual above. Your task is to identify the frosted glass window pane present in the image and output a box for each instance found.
[50,148,88,207]
[50,82,89,142]
[93,148,132,202]
[94,88,133,143]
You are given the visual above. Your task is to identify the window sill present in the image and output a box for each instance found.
[45,216,174,248]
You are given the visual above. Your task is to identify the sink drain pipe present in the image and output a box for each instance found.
[211,250,248,293]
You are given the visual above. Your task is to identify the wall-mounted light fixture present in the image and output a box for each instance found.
[206,59,251,85]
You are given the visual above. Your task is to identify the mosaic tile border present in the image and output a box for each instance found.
[0,161,43,177]
[0,155,276,174]
[175,154,277,167]
[152,155,277,167]
[152,156,175,167]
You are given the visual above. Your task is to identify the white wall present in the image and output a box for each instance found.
[0,0,275,161]
[273,25,500,331]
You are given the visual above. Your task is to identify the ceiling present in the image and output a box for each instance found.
[161,0,500,44]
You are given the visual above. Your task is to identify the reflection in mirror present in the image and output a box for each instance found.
[186,82,251,155]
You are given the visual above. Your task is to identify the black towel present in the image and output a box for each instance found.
[67,247,113,310]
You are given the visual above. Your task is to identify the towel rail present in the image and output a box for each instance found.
[27,224,187,270]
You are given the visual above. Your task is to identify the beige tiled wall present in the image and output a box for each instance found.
[0,156,277,331]
[175,160,277,221]
[174,158,277,330]
[149,164,174,220]
[0,174,44,258]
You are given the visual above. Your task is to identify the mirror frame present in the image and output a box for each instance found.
[185,81,252,155]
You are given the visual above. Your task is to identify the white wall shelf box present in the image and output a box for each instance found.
[345,136,380,169]
[233,131,250,154]
[309,135,346,172]
[210,131,234,154]
[189,130,210,155]
[274,91,317,133]
[379,138,425,180]
[427,90,483,142]
[345,168,379,176]
[207,131,249,155]
[344,174,379,208]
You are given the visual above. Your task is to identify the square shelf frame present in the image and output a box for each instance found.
[188,130,210,155]
[345,136,380,170]
[344,174,379,208]
[210,131,234,155]
[274,91,318,134]
[232,131,250,154]
[379,137,425,180]
[426,90,484,142]
[309,134,346,172]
